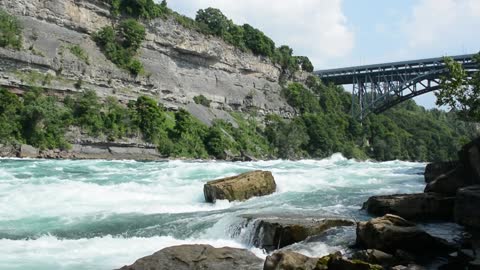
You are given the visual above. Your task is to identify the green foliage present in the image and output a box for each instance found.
[193,95,211,107]
[69,44,89,64]
[296,56,314,72]
[0,88,23,142]
[111,0,169,19]
[94,20,145,75]
[282,83,321,114]
[68,90,104,135]
[133,95,169,145]
[171,109,208,158]
[0,9,22,50]
[437,55,480,121]
[21,88,72,150]
[195,8,231,36]
[205,121,235,159]
[242,24,275,57]
[274,45,298,73]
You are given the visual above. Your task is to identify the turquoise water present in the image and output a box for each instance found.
[0,155,449,269]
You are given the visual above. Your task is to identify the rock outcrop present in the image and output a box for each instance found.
[0,0,295,128]
[362,193,455,220]
[424,161,459,183]
[242,214,355,251]
[264,251,382,270]
[116,244,263,270]
[454,185,480,229]
[203,170,276,202]
[356,214,453,255]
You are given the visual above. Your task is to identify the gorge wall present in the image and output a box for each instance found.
[0,0,296,127]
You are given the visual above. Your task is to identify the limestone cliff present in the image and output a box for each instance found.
[0,0,296,128]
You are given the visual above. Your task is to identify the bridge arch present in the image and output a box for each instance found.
[315,54,478,120]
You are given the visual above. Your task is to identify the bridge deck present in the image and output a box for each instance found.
[315,54,476,85]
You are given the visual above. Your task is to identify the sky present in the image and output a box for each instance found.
[167,0,480,108]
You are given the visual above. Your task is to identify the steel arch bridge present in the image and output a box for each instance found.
[314,54,479,120]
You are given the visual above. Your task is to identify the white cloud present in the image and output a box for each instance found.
[405,0,480,53]
[166,0,354,68]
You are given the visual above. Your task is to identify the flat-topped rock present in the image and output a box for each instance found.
[241,214,354,251]
[116,244,263,270]
[356,214,453,255]
[203,170,276,202]
[362,193,455,220]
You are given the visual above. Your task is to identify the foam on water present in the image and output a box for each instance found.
[0,155,429,270]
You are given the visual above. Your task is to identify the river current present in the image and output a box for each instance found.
[0,155,462,269]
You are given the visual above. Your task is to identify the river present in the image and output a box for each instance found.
[0,155,462,269]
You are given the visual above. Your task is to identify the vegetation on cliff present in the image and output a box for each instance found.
[0,9,22,49]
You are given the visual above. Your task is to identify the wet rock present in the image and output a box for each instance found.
[264,251,382,270]
[362,193,455,220]
[356,214,453,255]
[424,161,460,183]
[351,249,397,266]
[459,137,480,184]
[116,244,263,270]
[263,251,320,270]
[390,264,425,270]
[242,214,354,251]
[203,170,276,202]
[19,144,39,158]
[455,185,480,229]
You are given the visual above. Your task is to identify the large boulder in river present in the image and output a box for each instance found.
[264,251,382,270]
[242,214,354,251]
[203,170,276,202]
[356,214,453,255]
[424,161,459,183]
[362,193,455,220]
[455,185,480,229]
[117,244,263,270]
[18,144,39,158]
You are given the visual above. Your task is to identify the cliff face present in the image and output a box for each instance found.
[0,0,295,127]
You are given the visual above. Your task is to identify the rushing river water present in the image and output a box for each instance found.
[0,155,463,269]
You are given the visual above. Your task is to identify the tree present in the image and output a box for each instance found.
[437,55,480,121]
[0,88,22,142]
[195,8,232,36]
[69,90,104,135]
[119,19,146,52]
[296,56,314,72]
[242,24,275,57]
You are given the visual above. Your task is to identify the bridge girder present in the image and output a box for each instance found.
[315,54,479,120]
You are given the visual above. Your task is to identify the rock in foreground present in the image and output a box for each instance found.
[264,251,382,270]
[242,214,354,251]
[117,244,263,270]
[424,161,459,183]
[362,193,455,220]
[356,214,453,255]
[455,185,480,229]
[204,170,276,202]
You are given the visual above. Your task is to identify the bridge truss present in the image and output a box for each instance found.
[315,54,478,120]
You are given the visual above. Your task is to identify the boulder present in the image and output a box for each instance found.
[459,137,480,184]
[424,166,470,195]
[116,244,263,270]
[263,251,320,270]
[18,144,39,158]
[455,185,480,229]
[356,214,453,255]
[242,214,354,251]
[362,193,455,220]
[264,251,382,270]
[390,264,425,270]
[203,170,276,202]
[351,249,397,266]
[424,161,460,183]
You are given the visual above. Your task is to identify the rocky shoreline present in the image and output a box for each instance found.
[115,138,480,270]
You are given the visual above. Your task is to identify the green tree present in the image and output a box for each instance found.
[195,8,232,36]
[437,55,480,121]
[242,24,275,57]
[0,88,22,142]
[119,19,146,51]
[69,90,104,135]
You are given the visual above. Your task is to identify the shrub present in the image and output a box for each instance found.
[94,21,145,75]
[69,44,90,64]
[193,95,211,107]
[111,0,169,19]
[242,24,275,57]
[0,9,22,49]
